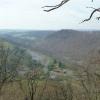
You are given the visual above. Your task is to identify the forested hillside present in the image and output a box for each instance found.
[36,30,100,64]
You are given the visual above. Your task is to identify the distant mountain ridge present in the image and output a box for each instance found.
[36,29,100,63]
[0,30,55,48]
[1,29,100,64]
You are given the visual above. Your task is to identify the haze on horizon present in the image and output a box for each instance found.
[0,0,99,30]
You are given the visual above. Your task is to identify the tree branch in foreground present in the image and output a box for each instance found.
[42,0,100,23]
[42,0,70,12]
[81,7,100,23]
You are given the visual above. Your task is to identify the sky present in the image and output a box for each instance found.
[0,0,99,30]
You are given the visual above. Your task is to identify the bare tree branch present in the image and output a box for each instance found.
[43,0,100,23]
[81,7,100,23]
[42,0,70,12]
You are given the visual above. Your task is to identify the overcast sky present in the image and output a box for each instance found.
[0,0,99,30]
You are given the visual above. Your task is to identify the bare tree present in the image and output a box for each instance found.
[0,43,25,92]
[59,82,73,100]
[21,69,40,100]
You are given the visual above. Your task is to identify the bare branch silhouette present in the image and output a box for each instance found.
[81,7,100,23]
[43,0,100,22]
[42,0,70,12]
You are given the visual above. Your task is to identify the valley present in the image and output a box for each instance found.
[1,29,100,66]
[0,29,100,100]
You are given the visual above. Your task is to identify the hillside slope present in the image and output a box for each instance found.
[36,30,100,63]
